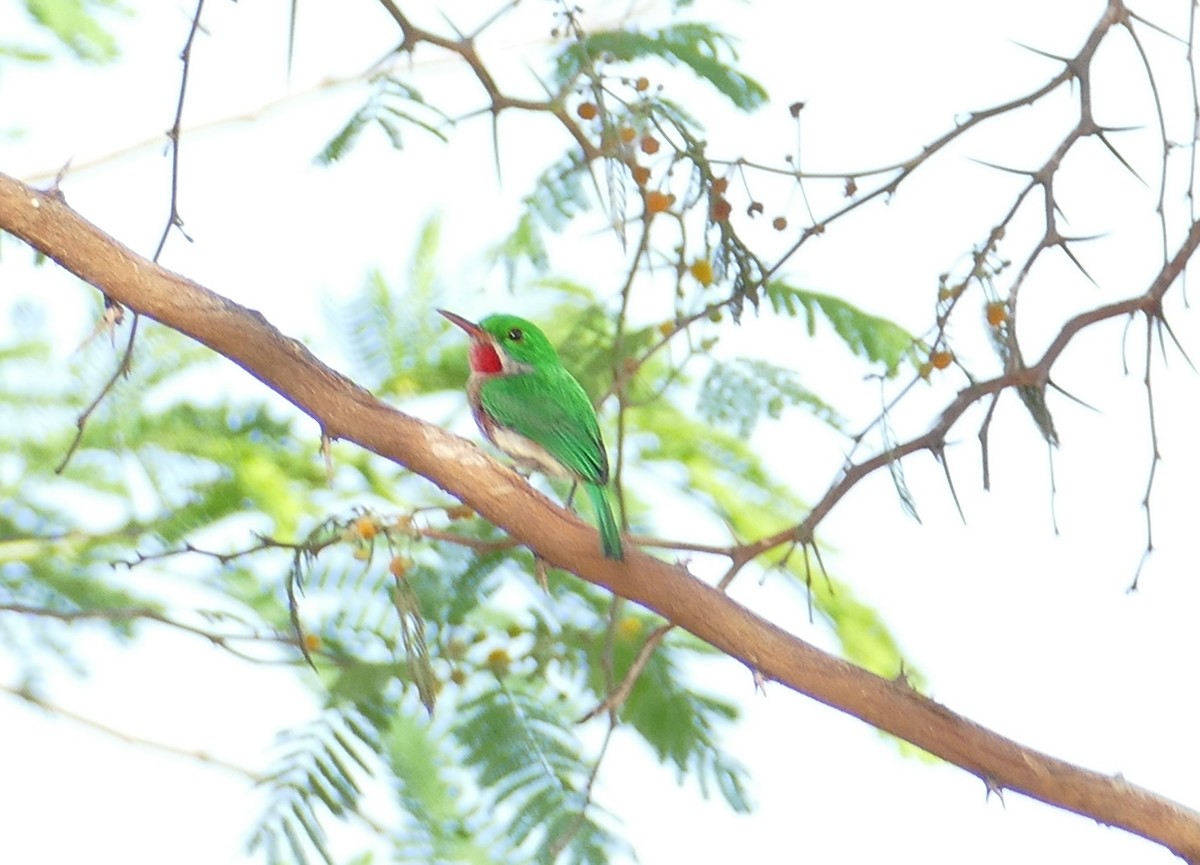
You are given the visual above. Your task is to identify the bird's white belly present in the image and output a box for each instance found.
[490,425,571,478]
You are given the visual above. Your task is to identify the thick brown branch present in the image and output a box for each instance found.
[3,170,1200,860]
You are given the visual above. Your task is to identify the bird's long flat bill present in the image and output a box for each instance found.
[438,309,486,339]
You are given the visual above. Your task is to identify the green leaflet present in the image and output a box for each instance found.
[453,681,626,864]
[326,215,483,400]
[765,281,918,375]
[0,44,51,63]
[698,357,846,437]
[490,156,590,287]
[490,212,550,287]
[522,154,592,232]
[587,619,752,813]
[315,76,451,165]
[23,0,124,63]
[249,707,378,865]
[386,710,492,865]
[555,23,768,110]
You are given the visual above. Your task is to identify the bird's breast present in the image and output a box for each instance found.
[488,424,573,478]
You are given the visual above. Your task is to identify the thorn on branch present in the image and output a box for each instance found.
[932,445,966,524]
[796,541,833,625]
[1147,305,1196,371]
[1094,130,1149,185]
[983,776,1008,806]
[893,661,917,691]
[969,157,1037,178]
[48,159,72,202]
[77,298,127,352]
[1011,40,1074,65]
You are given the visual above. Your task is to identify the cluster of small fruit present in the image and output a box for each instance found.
[571,76,792,234]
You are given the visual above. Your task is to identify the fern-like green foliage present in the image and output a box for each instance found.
[249,707,372,865]
[0,317,317,675]
[580,614,752,813]
[493,21,769,289]
[765,281,918,376]
[554,23,768,111]
[316,75,451,165]
[698,357,845,438]
[455,682,623,864]
[491,155,592,287]
[272,533,637,864]
[323,215,476,401]
[385,708,486,863]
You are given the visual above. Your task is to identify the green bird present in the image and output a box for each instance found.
[439,309,624,561]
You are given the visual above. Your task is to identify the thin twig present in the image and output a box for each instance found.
[1,681,264,781]
[547,712,619,858]
[1,603,300,661]
[56,0,207,475]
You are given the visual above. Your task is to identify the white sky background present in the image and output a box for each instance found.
[2,0,1199,863]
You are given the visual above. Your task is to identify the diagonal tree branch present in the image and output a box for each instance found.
[3,169,1200,861]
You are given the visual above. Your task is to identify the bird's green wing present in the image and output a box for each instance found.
[479,369,609,484]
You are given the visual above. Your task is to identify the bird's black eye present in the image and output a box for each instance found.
[507,327,524,342]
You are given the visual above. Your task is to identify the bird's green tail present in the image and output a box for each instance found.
[585,482,624,561]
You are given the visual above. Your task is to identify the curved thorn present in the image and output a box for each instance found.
[1010,40,1073,63]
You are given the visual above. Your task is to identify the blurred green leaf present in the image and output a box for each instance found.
[315,75,450,165]
[23,0,125,63]
[454,680,626,863]
[698,357,845,437]
[590,620,752,813]
[0,44,52,63]
[250,707,376,865]
[766,281,917,375]
[556,23,768,110]
[386,710,492,864]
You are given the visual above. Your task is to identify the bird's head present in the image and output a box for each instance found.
[439,310,560,374]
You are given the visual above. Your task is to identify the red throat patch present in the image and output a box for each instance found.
[469,341,503,374]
